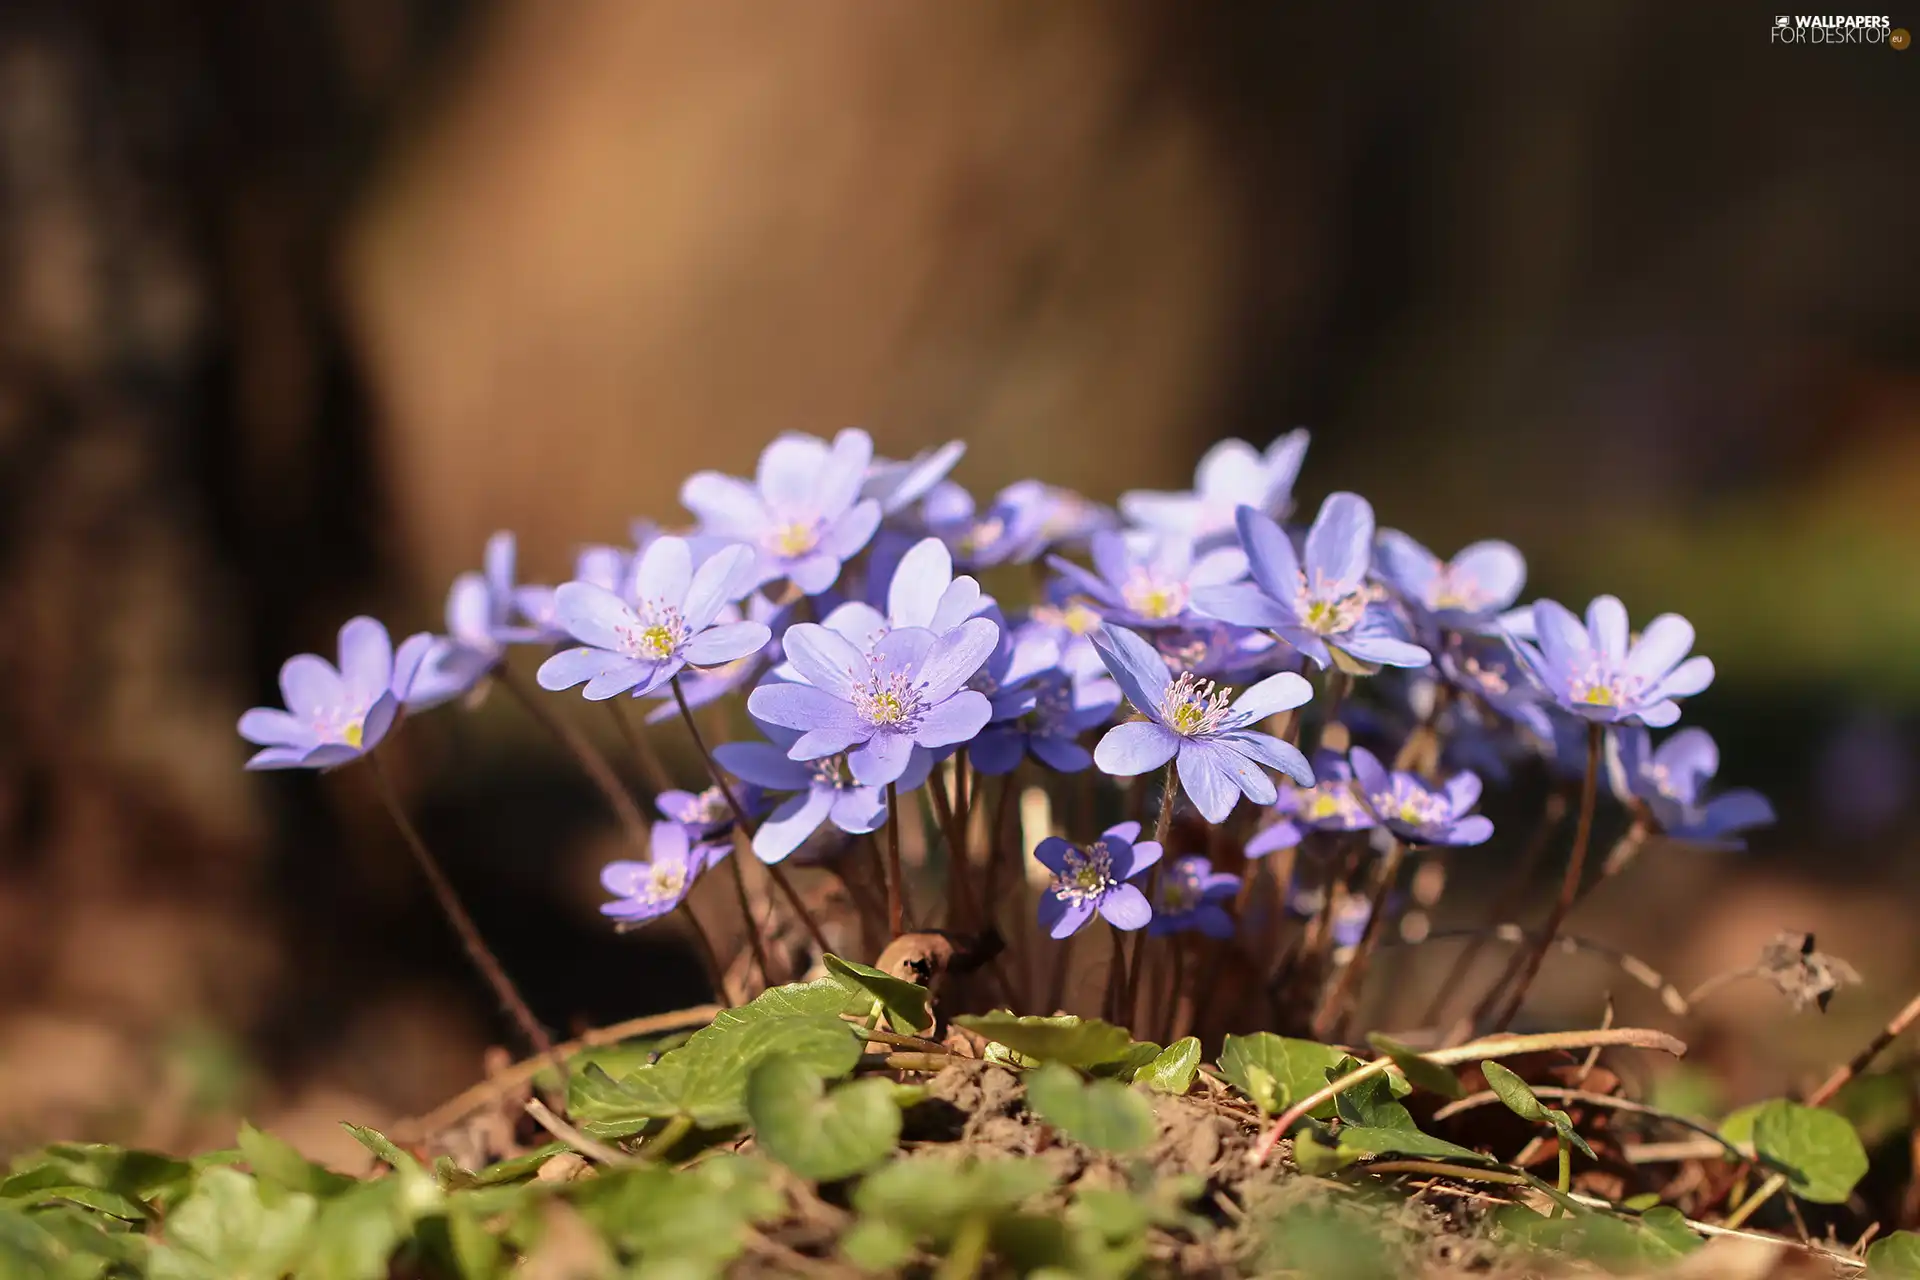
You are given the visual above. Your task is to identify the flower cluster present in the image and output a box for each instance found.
[238,424,1768,1029]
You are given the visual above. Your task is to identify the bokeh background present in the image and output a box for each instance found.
[1,1,1916,1167]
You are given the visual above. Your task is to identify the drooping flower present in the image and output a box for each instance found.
[1348,746,1494,847]
[863,439,966,515]
[713,721,931,862]
[1146,856,1240,938]
[1374,531,1527,634]
[239,617,432,770]
[680,429,883,595]
[406,532,518,708]
[536,538,769,701]
[600,822,728,925]
[1193,496,1431,672]
[1245,749,1377,857]
[1120,430,1311,545]
[746,618,998,786]
[1508,596,1713,728]
[1090,624,1314,823]
[1609,726,1775,850]
[1034,820,1163,938]
[1047,530,1247,630]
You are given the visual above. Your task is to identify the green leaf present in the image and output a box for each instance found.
[1719,1101,1765,1155]
[294,1180,410,1280]
[1216,1034,1347,1118]
[1636,1207,1702,1258]
[1866,1230,1920,1276]
[1332,1125,1495,1165]
[1139,1038,1202,1095]
[840,1219,916,1271]
[824,954,932,1033]
[1097,1039,1164,1083]
[1752,1099,1869,1205]
[1544,1108,1598,1161]
[565,1064,671,1140]
[446,1207,503,1280]
[569,1154,782,1270]
[954,1013,1136,1069]
[9,1186,149,1222]
[1334,1071,1416,1132]
[1023,1064,1157,1154]
[237,1123,356,1198]
[853,1155,1056,1244]
[468,1143,569,1187]
[746,1057,901,1181]
[1367,1035,1465,1100]
[149,1167,316,1280]
[337,1125,414,1173]
[2,1144,192,1207]
[1481,1061,1550,1123]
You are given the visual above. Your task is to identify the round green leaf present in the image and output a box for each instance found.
[824,954,932,1033]
[1866,1230,1920,1276]
[1140,1039,1202,1095]
[954,1013,1136,1069]
[746,1057,901,1181]
[1024,1064,1156,1154]
[1752,1100,1868,1205]
[1216,1033,1346,1118]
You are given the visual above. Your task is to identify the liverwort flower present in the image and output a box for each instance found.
[971,667,1120,776]
[1245,749,1377,857]
[1348,746,1494,847]
[1374,530,1527,634]
[509,542,629,646]
[1509,595,1714,727]
[1609,726,1776,850]
[863,439,966,515]
[239,617,431,770]
[406,532,517,708]
[1146,856,1240,938]
[680,429,883,595]
[600,822,728,925]
[1033,820,1163,938]
[1047,530,1247,629]
[644,592,792,724]
[925,478,1113,568]
[714,721,933,862]
[1119,429,1311,545]
[656,783,766,841]
[536,538,768,701]
[1193,496,1431,672]
[746,617,999,786]
[806,536,988,653]
[1090,624,1314,823]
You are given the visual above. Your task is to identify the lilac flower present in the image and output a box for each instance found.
[600,822,727,925]
[644,592,791,724]
[406,532,517,708]
[1436,633,1548,725]
[239,617,431,770]
[1090,624,1314,823]
[1047,531,1247,629]
[1245,750,1377,857]
[863,439,966,515]
[1609,727,1775,850]
[1120,430,1311,545]
[656,783,766,841]
[536,538,768,701]
[1146,856,1240,938]
[1034,820,1163,938]
[925,479,1113,568]
[746,618,998,786]
[1509,596,1714,728]
[714,722,932,862]
[1026,592,1110,682]
[1286,883,1378,950]
[680,429,883,595]
[1193,496,1431,672]
[804,536,987,655]
[509,542,629,645]
[1148,622,1285,682]
[1374,531,1527,633]
[971,665,1120,776]
[1348,746,1493,847]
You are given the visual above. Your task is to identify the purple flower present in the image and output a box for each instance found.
[1348,746,1493,847]
[971,665,1120,776]
[643,592,792,724]
[1120,430,1311,545]
[1285,882,1378,950]
[656,783,766,841]
[1148,622,1286,682]
[680,429,883,595]
[1245,750,1376,857]
[746,618,998,787]
[600,822,727,925]
[536,538,769,701]
[1146,856,1240,938]
[714,722,931,862]
[239,617,431,770]
[1435,633,1549,726]
[863,439,966,515]
[510,542,630,645]
[1374,530,1527,633]
[1034,820,1163,938]
[803,537,988,656]
[1193,496,1431,672]
[1509,596,1714,728]
[407,533,518,708]
[1090,624,1314,823]
[925,479,1113,568]
[1609,727,1775,850]
[1047,531,1247,629]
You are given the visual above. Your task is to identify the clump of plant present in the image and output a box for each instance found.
[10,427,1918,1277]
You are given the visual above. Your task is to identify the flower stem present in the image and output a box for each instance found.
[1487,722,1603,1033]
[496,665,650,846]
[366,752,562,1078]
[884,781,910,935]
[606,697,674,796]
[1311,837,1406,1040]
[1125,763,1178,1027]
[1045,927,1076,1015]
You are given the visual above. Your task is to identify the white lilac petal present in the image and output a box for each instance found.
[1445,770,1483,813]
[928,577,985,634]
[1043,896,1096,940]
[238,707,318,748]
[1094,720,1179,776]
[913,617,1000,703]
[1227,670,1314,724]
[582,659,657,701]
[1089,531,1133,590]
[1189,545,1250,588]
[337,617,395,707]
[819,601,890,649]
[536,646,618,692]
[1626,613,1696,681]
[360,693,399,752]
[1698,789,1776,836]
[815,428,876,516]
[279,653,346,718]
[554,582,639,652]
[243,746,314,771]
[1443,815,1495,846]
[748,681,863,733]
[634,536,694,609]
[753,788,836,863]
[786,550,844,595]
[781,624,868,701]
[1303,492,1375,593]
[1529,599,1591,673]
[1337,625,1432,670]
[1213,742,1279,805]
[848,731,914,786]
[757,434,832,510]
[1218,731,1312,786]
[1191,581,1294,630]
[1635,700,1682,728]
[792,723,877,760]
[1236,506,1303,604]
[828,786,888,834]
[1091,625,1174,716]
[683,542,756,630]
[1448,541,1527,613]
[445,574,493,645]
[1119,838,1163,877]
[301,743,363,770]
[1652,727,1719,801]
[712,740,814,790]
[1098,883,1153,931]
[1587,596,1630,661]
[1175,740,1240,823]
[682,471,771,538]
[1104,820,1144,844]
[820,499,882,558]
[1347,745,1391,798]
[1654,655,1715,700]
[1375,529,1441,602]
[888,537,954,630]
[626,660,686,700]
[911,689,992,747]
[684,621,771,668]
[393,632,440,702]
[1047,556,1122,608]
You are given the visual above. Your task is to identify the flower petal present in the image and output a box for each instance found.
[815,428,875,517]
[1440,815,1495,846]
[554,582,638,652]
[1303,492,1375,593]
[793,723,876,759]
[685,621,772,668]
[1236,506,1302,604]
[781,624,867,701]
[1093,720,1179,776]
[1347,745,1390,799]
[912,617,999,703]
[1653,655,1715,700]
[752,788,835,863]
[238,707,317,748]
[1219,731,1312,786]
[848,731,914,786]
[1091,624,1172,718]
[336,617,394,709]
[1587,595,1630,661]
[1449,541,1527,613]
[829,786,888,834]
[684,542,755,629]
[1175,740,1240,823]
[583,659,656,701]
[1445,770,1483,814]
[747,681,862,733]
[682,471,769,537]
[1029,736,1092,774]
[1041,894,1094,940]
[911,690,992,748]
[1374,529,1440,602]
[633,535,693,608]
[1229,671,1313,724]
[1627,614,1695,680]
[713,740,814,789]
[1099,883,1153,931]
[757,433,830,510]
[279,653,344,717]
[819,499,882,559]
[537,646,619,692]
[886,537,953,630]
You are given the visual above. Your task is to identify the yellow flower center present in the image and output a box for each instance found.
[770,521,819,557]
[637,623,678,660]
[343,720,364,749]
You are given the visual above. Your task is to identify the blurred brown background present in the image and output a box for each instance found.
[1,0,1916,1164]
